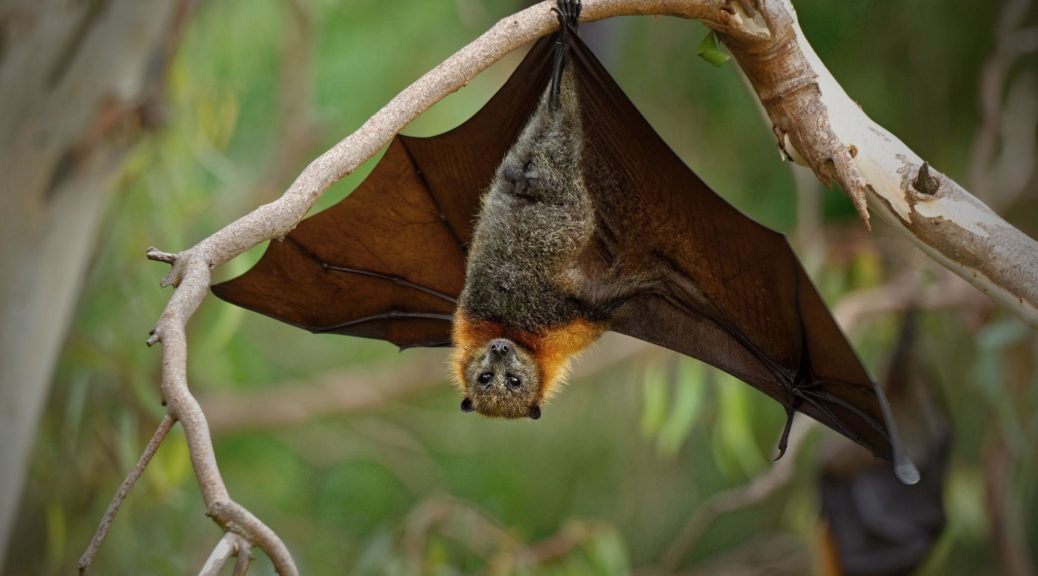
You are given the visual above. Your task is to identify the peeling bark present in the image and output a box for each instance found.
[719,0,1038,325]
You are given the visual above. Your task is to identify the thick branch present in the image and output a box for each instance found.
[173,0,736,276]
[721,0,1038,325]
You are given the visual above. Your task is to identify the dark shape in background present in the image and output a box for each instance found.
[818,311,951,575]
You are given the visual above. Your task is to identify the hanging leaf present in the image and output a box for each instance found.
[697,31,731,67]
[640,360,669,438]
[657,360,705,458]
[711,372,765,478]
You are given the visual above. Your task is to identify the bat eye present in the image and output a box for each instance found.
[478,372,493,385]
[506,375,521,389]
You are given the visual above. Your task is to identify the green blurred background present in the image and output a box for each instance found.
[5,0,1036,574]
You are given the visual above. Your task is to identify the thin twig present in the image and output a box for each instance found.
[200,336,649,434]
[497,523,597,573]
[253,0,321,203]
[233,538,253,576]
[667,531,809,576]
[968,0,1033,200]
[658,420,816,572]
[78,414,176,575]
[985,435,1037,576]
[833,271,987,336]
[198,532,241,576]
[403,496,521,573]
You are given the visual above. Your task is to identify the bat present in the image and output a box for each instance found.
[213,0,916,483]
[817,311,949,574]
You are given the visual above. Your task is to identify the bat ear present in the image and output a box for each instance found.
[460,397,475,413]
[528,404,542,420]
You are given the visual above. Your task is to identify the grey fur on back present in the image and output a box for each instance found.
[459,69,595,333]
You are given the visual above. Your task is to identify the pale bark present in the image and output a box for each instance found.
[0,0,186,565]
[721,0,1038,325]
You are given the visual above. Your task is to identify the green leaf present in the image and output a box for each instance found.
[657,360,705,458]
[640,360,669,437]
[712,372,765,477]
[697,31,731,67]
[45,499,66,568]
[585,526,630,575]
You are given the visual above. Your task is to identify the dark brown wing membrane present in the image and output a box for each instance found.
[212,38,557,349]
[215,23,911,476]
[565,35,910,471]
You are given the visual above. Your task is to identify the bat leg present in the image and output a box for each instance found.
[774,406,797,460]
[572,265,660,318]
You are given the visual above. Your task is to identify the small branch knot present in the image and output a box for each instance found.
[912,162,940,195]
[146,247,177,265]
[147,247,195,288]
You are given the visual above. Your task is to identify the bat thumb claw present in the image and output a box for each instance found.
[772,407,795,461]
[894,454,920,485]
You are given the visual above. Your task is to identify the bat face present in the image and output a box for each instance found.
[450,311,605,422]
[458,337,542,419]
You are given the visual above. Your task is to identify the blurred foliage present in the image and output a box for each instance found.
[6,0,1036,574]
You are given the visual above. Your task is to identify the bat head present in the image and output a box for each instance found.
[451,313,605,421]
[458,337,543,419]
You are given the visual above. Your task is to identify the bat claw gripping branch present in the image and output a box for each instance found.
[549,0,581,103]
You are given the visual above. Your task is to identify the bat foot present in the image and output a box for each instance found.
[552,0,581,25]
[772,407,796,461]
[549,0,582,103]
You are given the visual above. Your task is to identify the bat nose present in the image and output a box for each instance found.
[489,339,510,355]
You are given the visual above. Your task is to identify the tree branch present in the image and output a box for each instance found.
[200,336,649,434]
[721,0,1038,325]
[130,0,1038,571]
[78,414,175,575]
[657,420,815,572]
[198,533,239,576]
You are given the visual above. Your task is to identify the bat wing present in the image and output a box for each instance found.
[215,17,911,476]
[564,35,911,471]
[212,38,557,349]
